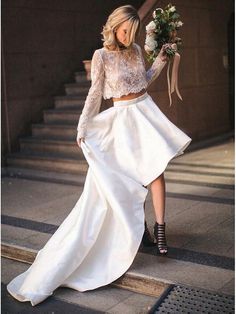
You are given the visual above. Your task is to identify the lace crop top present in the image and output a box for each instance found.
[77,43,167,139]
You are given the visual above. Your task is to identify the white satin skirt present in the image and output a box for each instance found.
[7,92,192,306]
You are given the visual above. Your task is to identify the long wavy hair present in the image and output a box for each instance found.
[101,5,141,51]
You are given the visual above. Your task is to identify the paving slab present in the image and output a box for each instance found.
[129,252,234,294]
[1,178,80,224]
[1,224,51,250]
[165,171,234,186]
[1,138,235,308]
[166,181,234,198]
[175,139,234,166]
[2,257,158,313]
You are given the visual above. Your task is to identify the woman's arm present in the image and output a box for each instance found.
[146,54,167,86]
[77,50,104,141]
[135,43,167,87]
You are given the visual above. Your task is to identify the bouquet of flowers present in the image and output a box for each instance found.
[144,3,184,106]
[144,3,183,63]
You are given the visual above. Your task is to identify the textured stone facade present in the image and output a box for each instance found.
[1,0,234,166]
[137,0,234,141]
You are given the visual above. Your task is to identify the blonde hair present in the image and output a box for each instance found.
[101,5,140,51]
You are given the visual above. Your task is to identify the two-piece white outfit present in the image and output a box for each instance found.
[7,43,192,306]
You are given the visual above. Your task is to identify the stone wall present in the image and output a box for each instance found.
[1,0,144,165]
[1,0,234,166]
[137,0,234,141]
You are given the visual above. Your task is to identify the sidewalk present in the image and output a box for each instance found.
[1,138,235,313]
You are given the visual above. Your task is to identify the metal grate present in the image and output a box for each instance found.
[149,285,235,314]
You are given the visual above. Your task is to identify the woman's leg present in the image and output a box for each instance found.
[150,172,168,254]
[150,172,166,224]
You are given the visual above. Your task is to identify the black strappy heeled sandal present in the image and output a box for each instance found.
[142,220,156,247]
[153,222,168,255]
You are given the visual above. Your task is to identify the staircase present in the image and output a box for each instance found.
[5,72,92,186]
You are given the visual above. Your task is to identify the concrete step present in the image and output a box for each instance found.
[74,71,89,83]
[19,137,84,158]
[64,83,90,95]
[2,139,234,307]
[2,257,159,313]
[7,139,234,187]
[1,235,234,296]
[167,162,234,176]
[165,169,234,186]
[32,123,76,139]
[43,109,81,124]
[1,242,169,299]
[4,165,234,192]
[54,95,85,109]
[6,152,88,174]
[5,167,86,186]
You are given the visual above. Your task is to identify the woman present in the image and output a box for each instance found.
[77,5,191,253]
[7,5,192,306]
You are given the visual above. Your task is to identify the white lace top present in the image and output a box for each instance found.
[77,43,167,139]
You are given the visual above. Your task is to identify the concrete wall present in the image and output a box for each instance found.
[137,0,234,141]
[1,0,234,166]
[1,0,144,165]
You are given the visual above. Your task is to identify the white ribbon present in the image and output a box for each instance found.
[166,43,183,106]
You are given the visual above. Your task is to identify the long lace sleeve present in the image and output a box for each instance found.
[136,43,167,87]
[146,55,167,86]
[77,49,104,139]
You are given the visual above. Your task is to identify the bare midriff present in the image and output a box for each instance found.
[112,88,146,102]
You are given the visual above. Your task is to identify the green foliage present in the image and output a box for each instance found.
[145,3,183,63]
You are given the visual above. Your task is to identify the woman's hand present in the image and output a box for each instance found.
[158,44,172,62]
[77,137,85,148]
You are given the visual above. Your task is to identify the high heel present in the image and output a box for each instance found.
[142,220,156,247]
[153,222,168,255]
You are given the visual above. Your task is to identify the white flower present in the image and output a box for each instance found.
[176,21,183,28]
[169,6,176,12]
[145,34,158,51]
[153,8,164,19]
[145,21,156,33]
[156,8,164,14]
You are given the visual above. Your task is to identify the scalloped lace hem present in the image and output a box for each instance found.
[103,85,148,99]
